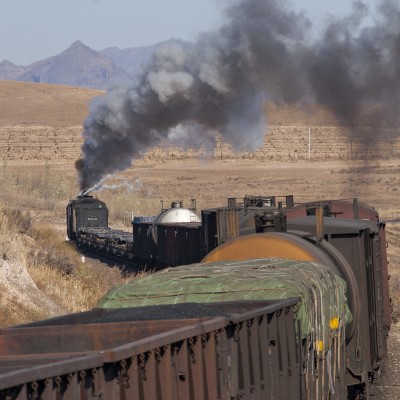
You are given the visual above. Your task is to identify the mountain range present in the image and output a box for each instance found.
[0,40,167,89]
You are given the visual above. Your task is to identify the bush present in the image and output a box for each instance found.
[2,208,32,234]
[28,224,78,274]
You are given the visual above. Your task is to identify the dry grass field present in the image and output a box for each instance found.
[0,81,400,397]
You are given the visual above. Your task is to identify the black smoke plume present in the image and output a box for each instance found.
[77,0,400,192]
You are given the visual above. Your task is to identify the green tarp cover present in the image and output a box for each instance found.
[98,258,351,345]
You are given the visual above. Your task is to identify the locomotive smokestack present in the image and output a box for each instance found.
[77,0,400,191]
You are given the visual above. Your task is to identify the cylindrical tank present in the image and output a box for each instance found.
[152,202,201,244]
[202,232,360,341]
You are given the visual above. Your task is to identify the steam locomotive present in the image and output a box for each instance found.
[0,194,390,399]
[64,194,391,395]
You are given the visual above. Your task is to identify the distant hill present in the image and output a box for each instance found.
[0,80,102,126]
[0,60,26,80]
[0,80,102,162]
[0,40,170,89]
[0,41,130,89]
[100,45,154,79]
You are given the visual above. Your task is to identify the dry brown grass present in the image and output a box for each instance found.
[0,282,49,327]
[0,163,162,228]
[27,262,133,313]
[99,188,161,228]
[0,81,101,127]
[0,163,77,215]
[0,197,135,327]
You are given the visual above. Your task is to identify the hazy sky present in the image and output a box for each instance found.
[1,0,371,65]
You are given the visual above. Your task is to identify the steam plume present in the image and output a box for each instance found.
[77,0,400,191]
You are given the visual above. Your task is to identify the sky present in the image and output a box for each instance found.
[1,0,371,66]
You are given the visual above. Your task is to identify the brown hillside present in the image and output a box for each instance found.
[0,81,102,162]
[1,80,400,163]
[0,80,102,126]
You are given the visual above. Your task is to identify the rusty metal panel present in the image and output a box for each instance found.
[212,331,226,400]
[258,314,271,398]
[225,304,303,400]
[289,198,380,222]
[379,222,391,341]
[0,300,308,400]
[187,336,205,400]
[217,208,239,244]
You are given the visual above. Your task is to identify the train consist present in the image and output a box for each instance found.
[66,194,296,268]
[0,194,392,399]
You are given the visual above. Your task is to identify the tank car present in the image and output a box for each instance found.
[131,200,202,268]
[151,200,201,244]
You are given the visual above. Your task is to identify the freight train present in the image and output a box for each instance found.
[0,194,391,399]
